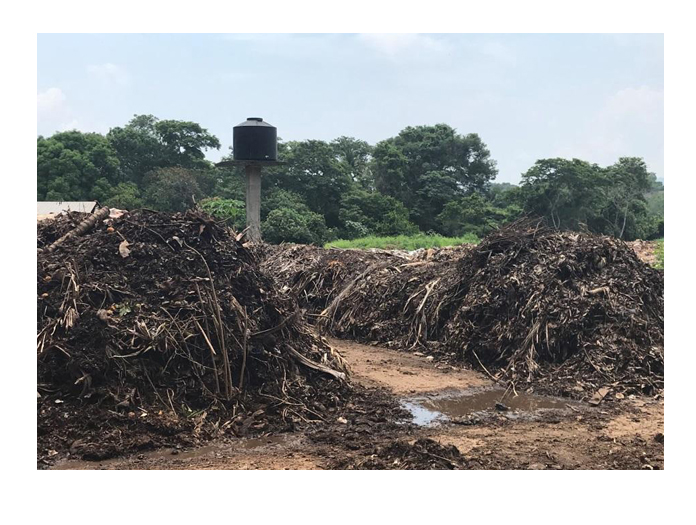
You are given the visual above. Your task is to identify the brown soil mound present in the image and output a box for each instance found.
[37,210,348,463]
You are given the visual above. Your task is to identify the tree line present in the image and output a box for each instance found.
[37,115,664,244]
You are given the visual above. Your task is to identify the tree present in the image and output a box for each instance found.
[598,157,655,239]
[372,124,498,231]
[264,140,353,228]
[104,182,144,210]
[261,189,309,221]
[519,158,605,231]
[107,115,220,185]
[142,167,216,212]
[438,193,519,237]
[37,131,120,201]
[519,156,661,240]
[338,188,418,238]
[332,136,374,190]
[262,208,328,245]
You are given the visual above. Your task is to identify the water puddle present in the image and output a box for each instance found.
[401,388,576,426]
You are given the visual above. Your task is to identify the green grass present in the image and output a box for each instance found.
[653,238,664,269]
[325,233,479,250]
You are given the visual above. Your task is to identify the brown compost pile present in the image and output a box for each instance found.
[37,210,348,461]
[317,220,664,395]
[260,244,408,313]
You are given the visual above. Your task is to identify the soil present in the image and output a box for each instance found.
[49,338,664,470]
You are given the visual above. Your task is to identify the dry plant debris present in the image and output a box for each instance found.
[37,209,348,461]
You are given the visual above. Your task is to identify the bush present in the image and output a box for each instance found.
[262,208,328,245]
[338,189,418,238]
[199,198,246,230]
[104,182,144,210]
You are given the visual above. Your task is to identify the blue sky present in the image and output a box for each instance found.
[37,33,664,183]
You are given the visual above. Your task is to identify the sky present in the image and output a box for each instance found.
[37,33,664,183]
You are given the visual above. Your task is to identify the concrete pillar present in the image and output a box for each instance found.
[245,164,262,242]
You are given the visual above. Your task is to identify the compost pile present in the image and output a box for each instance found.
[37,209,348,461]
[318,220,664,395]
[319,257,462,348]
[261,244,408,313]
[444,221,664,395]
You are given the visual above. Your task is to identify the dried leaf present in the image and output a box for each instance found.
[119,240,131,258]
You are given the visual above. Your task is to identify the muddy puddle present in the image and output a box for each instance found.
[402,388,578,426]
[52,434,291,470]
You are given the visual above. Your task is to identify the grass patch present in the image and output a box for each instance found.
[653,238,664,269]
[325,233,479,250]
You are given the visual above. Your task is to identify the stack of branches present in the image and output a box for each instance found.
[443,219,664,395]
[37,209,348,453]
[37,211,91,249]
[318,257,462,348]
[261,244,408,313]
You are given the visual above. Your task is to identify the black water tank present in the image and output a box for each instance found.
[233,117,277,161]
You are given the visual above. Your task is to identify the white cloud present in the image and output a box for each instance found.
[87,63,130,87]
[357,33,447,59]
[37,87,66,116]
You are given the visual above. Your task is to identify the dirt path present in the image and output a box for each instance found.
[329,337,490,393]
[51,338,664,470]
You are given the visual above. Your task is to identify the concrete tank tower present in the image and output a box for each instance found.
[216,117,283,242]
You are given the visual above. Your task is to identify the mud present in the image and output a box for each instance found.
[401,388,578,426]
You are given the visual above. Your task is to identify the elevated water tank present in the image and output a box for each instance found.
[233,117,277,162]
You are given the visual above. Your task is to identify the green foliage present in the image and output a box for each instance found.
[257,187,333,244]
[332,136,374,189]
[261,189,309,220]
[326,233,479,250]
[338,188,418,238]
[645,190,664,218]
[264,139,353,228]
[212,169,246,201]
[107,114,220,185]
[142,167,216,212]
[262,208,328,245]
[104,182,143,210]
[37,131,120,201]
[199,198,246,230]
[372,124,498,231]
[438,193,520,237]
[519,158,604,230]
[519,157,662,240]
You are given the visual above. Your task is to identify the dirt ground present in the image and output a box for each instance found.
[50,337,663,470]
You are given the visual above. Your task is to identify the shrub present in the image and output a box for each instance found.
[262,208,328,245]
[199,198,246,230]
